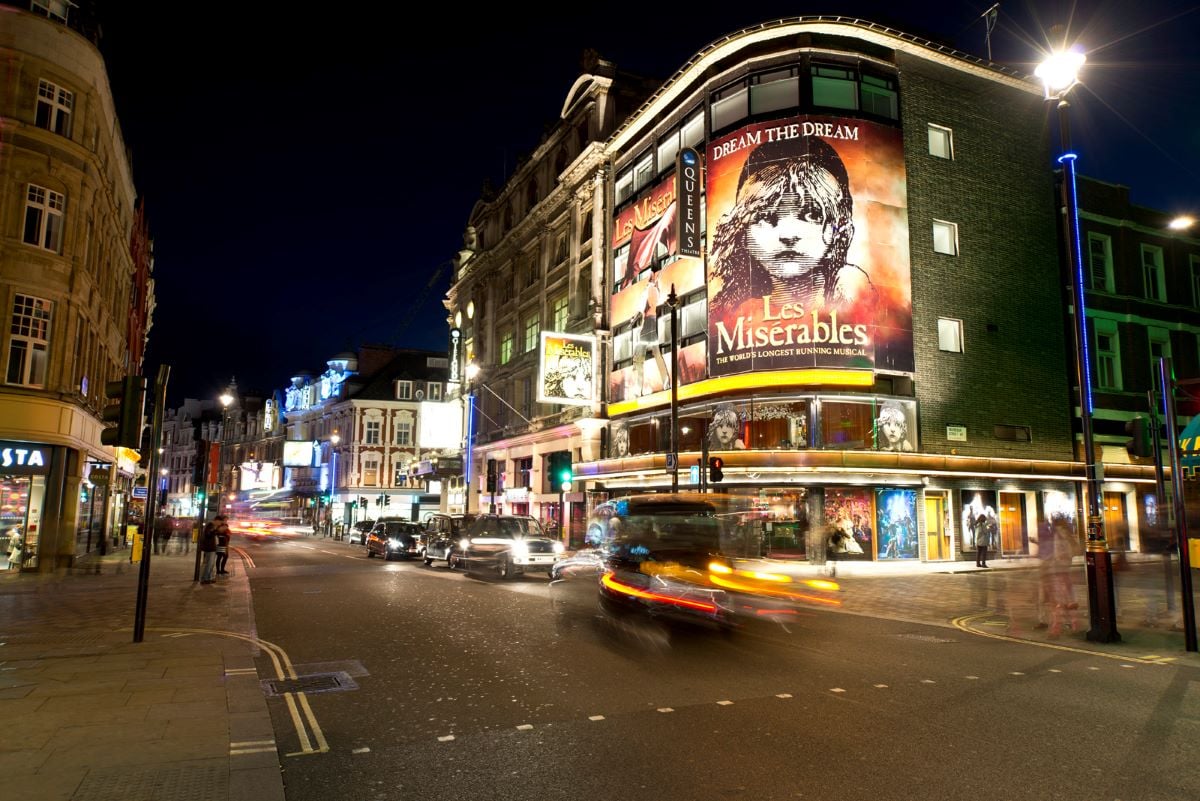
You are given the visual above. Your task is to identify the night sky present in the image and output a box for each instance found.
[95,1,1199,407]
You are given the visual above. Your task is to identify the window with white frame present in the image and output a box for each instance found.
[523,313,540,352]
[615,170,634,205]
[633,152,654,194]
[31,0,69,22]
[395,420,412,446]
[552,294,568,332]
[23,184,65,253]
[927,124,953,159]
[395,380,412,400]
[932,220,958,255]
[6,294,52,387]
[500,332,513,365]
[1148,328,1171,380]
[36,79,73,137]
[937,318,964,352]
[365,420,381,445]
[1141,244,1166,301]
[1093,320,1121,390]
[426,381,441,401]
[1087,233,1114,292]
[362,456,379,486]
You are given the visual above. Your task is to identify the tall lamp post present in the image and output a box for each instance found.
[1036,45,1120,643]
[218,381,236,515]
[328,431,340,537]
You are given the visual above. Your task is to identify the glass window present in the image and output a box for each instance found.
[682,111,704,149]
[819,400,875,449]
[938,318,963,353]
[861,74,898,118]
[711,82,748,131]
[657,130,680,173]
[500,333,513,365]
[1087,233,1113,292]
[552,294,569,332]
[613,244,631,292]
[811,65,858,110]
[1141,244,1166,301]
[365,420,381,445]
[633,152,654,192]
[395,421,412,446]
[36,79,73,137]
[750,69,799,115]
[932,220,958,255]
[928,124,953,159]
[426,382,442,401]
[523,313,540,352]
[1094,320,1121,390]
[615,170,633,205]
[363,457,379,487]
[613,329,633,365]
[681,295,707,338]
[1148,328,1171,382]
[396,380,412,400]
[6,294,52,387]
[23,184,65,253]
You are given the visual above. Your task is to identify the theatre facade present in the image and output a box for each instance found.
[450,18,1160,562]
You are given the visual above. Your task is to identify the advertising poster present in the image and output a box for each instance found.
[960,489,999,550]
[825,487,872,560]
[609,173,707,404]
[873,399,918,452]
[537,332,597,406]
[239,462,279,492]
[876,488,918,559]
[283,440,317,468]
[705,115,913,376]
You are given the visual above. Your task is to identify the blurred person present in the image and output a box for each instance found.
[215,518,231,575]
[199,517,219,583]
[1044,517,1079,636]
[177,519,192,555]
[826,523,847,577]
[152,514,173,555]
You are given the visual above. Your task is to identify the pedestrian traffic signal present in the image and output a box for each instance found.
[1125,415,1154,459]
[708,456,724,483]
[100,375,147,450]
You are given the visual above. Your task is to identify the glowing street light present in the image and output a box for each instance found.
[1168,216,1195,231]
[1037,42,1119,643]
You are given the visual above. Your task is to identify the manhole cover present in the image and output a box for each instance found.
[263,671,358,696]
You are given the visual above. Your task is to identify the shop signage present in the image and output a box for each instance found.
[131,486,148,499]
[676,147,702,258]
[89,467,111,484]
[448,328,462,384]
[0,441,50,475]
[946,425,968,442]
[505,486,529,503]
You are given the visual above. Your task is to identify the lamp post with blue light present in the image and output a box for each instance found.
[1036,44,1120,643]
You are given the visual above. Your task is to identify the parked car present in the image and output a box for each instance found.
[348,519,375,545]
[458,514,564,579]
[422,513,476,569]
[366,519,425,560]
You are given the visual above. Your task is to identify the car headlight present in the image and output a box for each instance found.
[388,538,402,549]
[552,541,565,553]
[510,540,529,557]
[459,538,470,551]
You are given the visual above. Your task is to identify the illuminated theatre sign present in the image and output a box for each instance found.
[538,332,597,406]
[705,115,914,377]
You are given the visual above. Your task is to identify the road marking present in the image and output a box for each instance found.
[1120,664,1136,669]
[224,667,258,676]
[1009,672,1025,676]
[717,700,734,706]
[951,614,1166,665]
[830,688,846,693]
[438,735,455,742]
[231,546,255,569]
[353,747,371,754]
[965,675,979,680]
[657,707,674,713]
[145,626,329,757]
[873,684,888,688]
[1048,669,1062,673]
[589,715,605,721]
[516,724,533,730]
[775,693,793,699]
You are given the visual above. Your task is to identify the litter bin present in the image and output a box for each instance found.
[1190,538,1200,568]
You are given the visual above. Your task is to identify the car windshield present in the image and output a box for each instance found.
[615,513,723,552]
[383,522,416,535]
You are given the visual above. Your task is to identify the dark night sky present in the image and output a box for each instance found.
[95,1,1199,407]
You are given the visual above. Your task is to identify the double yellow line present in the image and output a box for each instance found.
[149,626,329,756]
[951,614,1166,665]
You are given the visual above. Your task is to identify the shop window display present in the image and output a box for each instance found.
[824,487,872,559]
[876,489,918,559]
[2,476,43,570]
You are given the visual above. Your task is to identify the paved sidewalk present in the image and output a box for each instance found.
[0,545,284,801]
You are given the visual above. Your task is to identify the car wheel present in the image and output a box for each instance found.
[447,551,457,570]
[497,554,513,580]
[366,548,375,558]
[423,554,433,566]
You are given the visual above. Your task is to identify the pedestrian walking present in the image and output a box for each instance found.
[178,519,192,555]
[199,517,220,583]
[826,523,847,578]
[153,514,173,555]
[215,519,231,575]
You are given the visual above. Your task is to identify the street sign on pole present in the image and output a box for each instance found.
[666,453,677,471]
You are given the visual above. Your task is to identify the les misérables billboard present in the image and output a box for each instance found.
[705,115,913,377]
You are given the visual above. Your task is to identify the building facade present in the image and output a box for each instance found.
[0,3,151,570]
[447,17,1176,561]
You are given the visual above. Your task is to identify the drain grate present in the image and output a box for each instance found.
[262,670,358,697]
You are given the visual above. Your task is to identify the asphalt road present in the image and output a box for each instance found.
[240,534,1200,801]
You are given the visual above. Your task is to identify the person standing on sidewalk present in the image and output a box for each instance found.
[974,513,992,568]
[199,517,219,583]
[215,519,231,575]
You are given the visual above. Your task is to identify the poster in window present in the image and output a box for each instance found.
[876,488,918,559]
[960,490,998,550]
[825,487,872,560]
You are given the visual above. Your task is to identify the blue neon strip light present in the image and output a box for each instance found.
[1059,151,1094,415]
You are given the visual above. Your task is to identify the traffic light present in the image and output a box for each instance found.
[708,456,724,483]
[1125,415,1154,459]
[100,375,147,450]
[359,496,368,509]
[548,451,572,492]
[383,495,391,507]
[376,495,383,507]
[486,459,498,493]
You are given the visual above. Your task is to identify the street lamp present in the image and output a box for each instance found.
[218,379,237,514]
[328,431,340,537]
[1037,44,1120,643]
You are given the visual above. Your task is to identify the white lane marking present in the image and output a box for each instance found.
[1120,664,1136,669]
[775,693,793,699]
[516,724,533,731]
[1048,669,1062,673]
[717,700,733,706]
[589,715,605,721]
[830,688,846,693]
[873,684,888,689]
[1088,666,1100,671]
[920,679,936,684]
[438,735,455,742]
[657,707,674,713]
[353,747,371,754]
[965,675,979,680]
[1009,672,1026,676]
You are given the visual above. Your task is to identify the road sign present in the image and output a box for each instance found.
[689,465,700,484]
[131,486,148,499]
[666,453,677,470]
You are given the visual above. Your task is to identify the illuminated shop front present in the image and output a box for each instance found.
[1,440,50,571]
